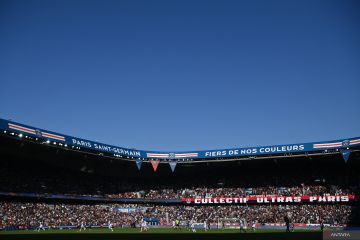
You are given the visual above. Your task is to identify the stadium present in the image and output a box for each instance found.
[0,118,359,240]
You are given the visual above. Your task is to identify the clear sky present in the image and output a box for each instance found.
[1,0,359,151]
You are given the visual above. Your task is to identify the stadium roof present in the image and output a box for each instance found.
[0,118,359,162]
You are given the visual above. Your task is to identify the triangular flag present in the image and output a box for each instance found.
[150,160,160,172]
[341,149,352,163]
[136,159,142,170]
[169,160,177,172]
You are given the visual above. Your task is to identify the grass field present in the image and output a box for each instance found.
[0,228,323,240]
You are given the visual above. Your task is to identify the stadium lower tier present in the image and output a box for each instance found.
[1,158,358,200]
[0,202,357,230]
[1,146,360,201]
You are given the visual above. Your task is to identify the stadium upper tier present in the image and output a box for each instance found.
[0,118,359,161]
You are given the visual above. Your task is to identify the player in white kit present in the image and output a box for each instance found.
[37,222,45,231]
[191,220,196,233]
[79,222,86,232]
[108,221,114,232]
[239,219,246,233]
[140,219,148,232]
[251,221,256,232]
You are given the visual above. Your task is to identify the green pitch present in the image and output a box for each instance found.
[0,228,323,240]
[0,227,320,234]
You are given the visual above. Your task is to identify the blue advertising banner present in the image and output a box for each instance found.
[69,136,144,157]
[0,119,147,158]
[1,118,359,160]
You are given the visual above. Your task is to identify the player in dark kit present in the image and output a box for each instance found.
[284,215,290,232]
[320,221,324,231]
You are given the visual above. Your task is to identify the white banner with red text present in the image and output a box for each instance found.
[181,195,355,204]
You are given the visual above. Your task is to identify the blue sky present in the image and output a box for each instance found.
[1,0,359,151]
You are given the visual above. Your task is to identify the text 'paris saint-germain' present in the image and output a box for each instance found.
[71,138,141,157]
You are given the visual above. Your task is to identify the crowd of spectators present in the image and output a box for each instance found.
[106,184,356,199]
[0,161,357,200]
[0,202,353,230]
[0,155,358,231]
